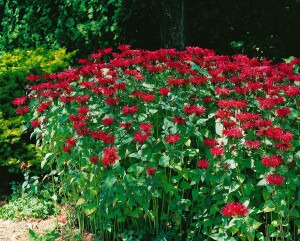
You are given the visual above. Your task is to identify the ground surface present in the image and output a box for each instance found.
[0,216,58,241]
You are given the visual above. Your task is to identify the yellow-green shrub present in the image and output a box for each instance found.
[0,47,76,172]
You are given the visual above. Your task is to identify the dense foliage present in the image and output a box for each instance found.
[17,46,300,240]
[0,47,75,172]
[0,0,122,56]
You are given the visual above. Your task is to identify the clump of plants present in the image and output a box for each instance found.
[16,46,300,240]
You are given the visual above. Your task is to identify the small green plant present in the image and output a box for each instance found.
[0,178,59,220]
[28,228,61,241]
[0,195,58,220]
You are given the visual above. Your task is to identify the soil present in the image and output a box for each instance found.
[0,216,59,241]
[0,209,93,241]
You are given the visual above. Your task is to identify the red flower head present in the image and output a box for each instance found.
[16,106,30,115]
[121,106,138,115]
[261,156,282,167]
[105,97,119,106]
[276,107,290,118]
[12,96,27,106]
[134,131,150,143]
[183,104,206,116]
[165,134,180,144]
[146,167,156,176]
[78,106,89,115]
[140,123,153,132]
[120,122,132,130]
[266,174,284,185]
[210,146,225,157]
[245,140,260,149]
[222,128,243,138]
[159,87,170,96]
[198,159,210,169]
[141,93,155,102]
[203,96,212,104]
[102,147,118,167]
[102,117,114,125]
[221,202,248,217]
[31,120,41,127]
[204,138,218,147]
[173,116,186,125]
[90,156,99,164]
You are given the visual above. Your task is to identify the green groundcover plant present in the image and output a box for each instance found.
[15,46,300,240]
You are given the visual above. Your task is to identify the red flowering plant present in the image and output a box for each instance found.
[15,46,300,240]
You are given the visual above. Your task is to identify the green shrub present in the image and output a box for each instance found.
[0,47,76,173]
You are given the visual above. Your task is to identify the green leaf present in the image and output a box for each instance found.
[127,163,144,176]
[104,175,117,188]
[263,200,275,212]
[159,155,170,167]
[76,198,85,206]
[84,203,97,216]
[180,181,191,190]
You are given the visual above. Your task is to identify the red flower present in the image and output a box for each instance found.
[217,100,247,109]
[146,167,156,176]
[102,147,118,167]
[165,134,180,144]
[222,128,243,138]
[198,159,210,169]
[245,140,260,149]
[78,106,89,115]
[168,77,187,86]
[203,96,212,104]
[173,116,186,125]
[276,107,290,118]
[221,202,248,217]
[204,138,218,147]
[65,137,76,147]
[16,106,30,115]
[121,106,138,115]
[183,104,206,116]
[75,95,90,103]
[140,123,152,132]
[210,146,225,157]
[90,156,99,164]
[12,96,27,106]
[31,120,41,127]
[102,117,114,125]
[159,87,170,96]
[261,156,282,167]
[105,97,119,106]
[141,93,155,102]
[134,131,150,143]
[190,76,207,85]
[120,122,132,130]
[215,87,230,95]
[266,174,284,185]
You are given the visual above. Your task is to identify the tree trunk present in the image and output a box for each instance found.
[156,0,185,49]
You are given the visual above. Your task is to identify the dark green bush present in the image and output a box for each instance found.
[0,47,76,173]
[0,0,122,57]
